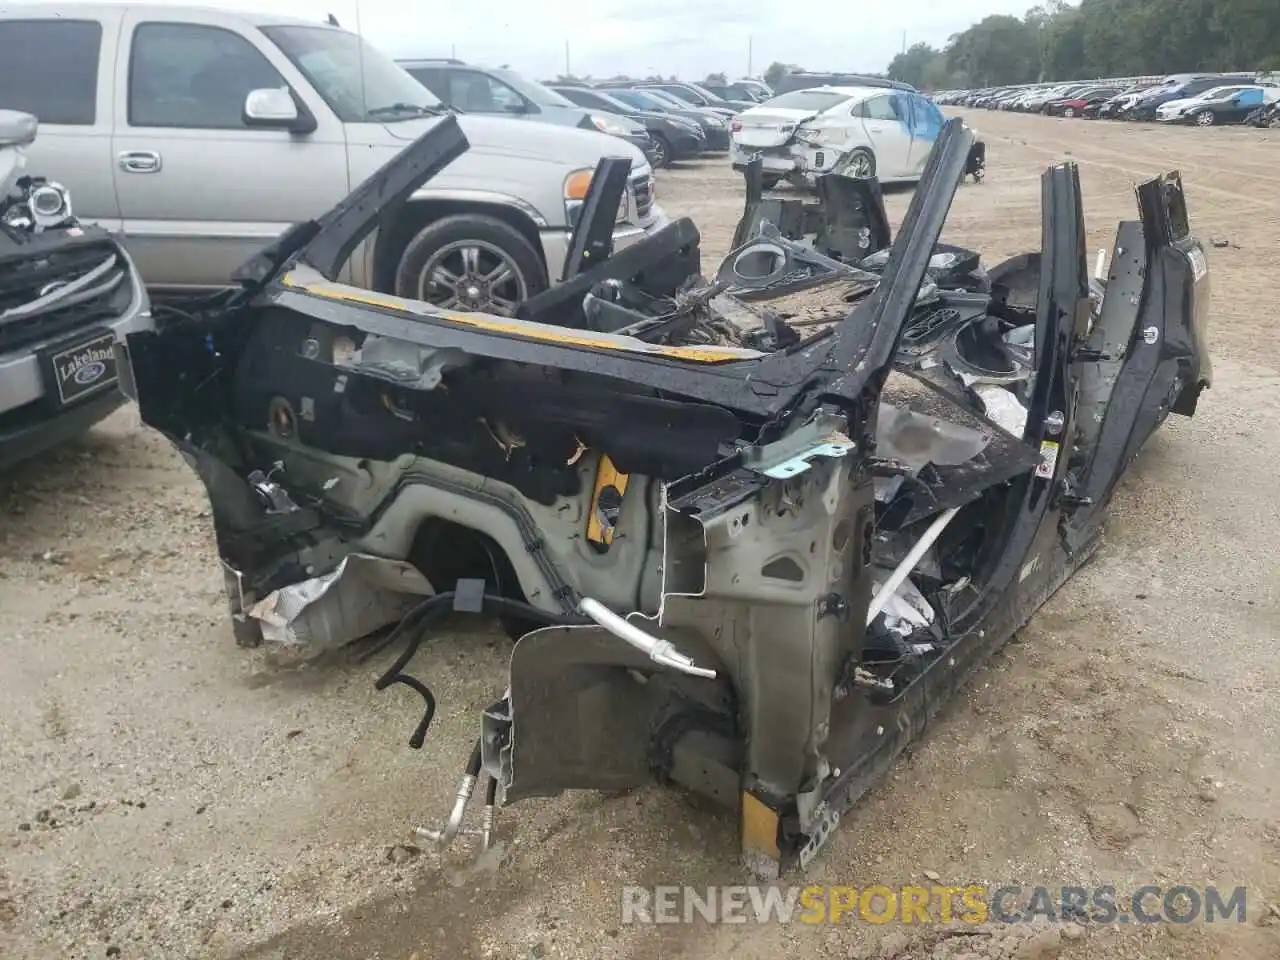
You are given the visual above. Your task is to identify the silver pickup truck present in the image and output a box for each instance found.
[0,3,665,314]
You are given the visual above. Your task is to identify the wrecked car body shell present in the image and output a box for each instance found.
[125,113,1211,876]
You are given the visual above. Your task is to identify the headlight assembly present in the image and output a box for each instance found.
[563,168,628,227]
[30,182,71,224]
[590,114,631,137]
[1,179,73,233]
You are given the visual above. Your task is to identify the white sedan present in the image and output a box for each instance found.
[729,85,945,186]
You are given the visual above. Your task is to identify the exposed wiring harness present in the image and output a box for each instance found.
[369,582,585,851]
[365,582,586,749]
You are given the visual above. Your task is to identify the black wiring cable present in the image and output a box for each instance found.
[151,289,237,326]
[370,592,456,748]
[360,591,455,665]
[464,737,483,777]
[367,590,588,749]
[151,303,200,324]
[484,774,498,805]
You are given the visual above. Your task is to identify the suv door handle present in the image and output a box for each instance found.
[118,151,162,174]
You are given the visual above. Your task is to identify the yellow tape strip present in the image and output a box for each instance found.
[281,272,750,364]
[586,455,629,546]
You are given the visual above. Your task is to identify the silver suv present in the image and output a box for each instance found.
[0,4,665,315]
[0,110,152,468]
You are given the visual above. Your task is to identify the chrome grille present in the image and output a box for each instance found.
[631,173,654,220]
[0,241,128,354]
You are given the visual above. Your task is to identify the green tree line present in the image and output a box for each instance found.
[885,0,1280,90]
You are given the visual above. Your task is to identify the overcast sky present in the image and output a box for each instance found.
[59,0,1039,80]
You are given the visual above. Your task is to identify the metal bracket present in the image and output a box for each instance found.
[798,803,842,869]
[740,412,856,479]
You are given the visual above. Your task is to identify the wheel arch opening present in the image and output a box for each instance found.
[372,199,547,294]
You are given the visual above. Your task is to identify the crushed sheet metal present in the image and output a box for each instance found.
[870,565,936,637]
[875,403,991,474]
[974,384,1029,438]
[246,554,435,655]
[1186,246,1208,282]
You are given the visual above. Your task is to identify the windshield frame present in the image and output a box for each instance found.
[760,89,855,112]
[643,88,698,109]
[489,68,578,109]
[681,81,730,105]
[261,23,443,122]
[609,89,673,112]
[580,89,638,113]
[736,80,773,99]
[1191,85,1245,102]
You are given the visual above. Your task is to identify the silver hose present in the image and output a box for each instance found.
[480,803,496,852]
[414,772,476,849]
[577,597,717,679]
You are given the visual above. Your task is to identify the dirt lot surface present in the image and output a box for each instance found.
[2,109,1278,960]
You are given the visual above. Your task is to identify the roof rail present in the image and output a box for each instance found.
[776,72,917,92]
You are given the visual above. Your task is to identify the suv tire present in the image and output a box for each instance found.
[649,133,672,168]
[394,214,547,316]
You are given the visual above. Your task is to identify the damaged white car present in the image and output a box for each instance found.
[729,86,983,190]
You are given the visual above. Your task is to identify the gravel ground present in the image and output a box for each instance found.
[2,109,1278,960]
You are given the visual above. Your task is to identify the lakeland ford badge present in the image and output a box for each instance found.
[51,334,117,403]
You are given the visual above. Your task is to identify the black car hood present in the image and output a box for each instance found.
[1135,87,1180,104]
[681,107,730,120]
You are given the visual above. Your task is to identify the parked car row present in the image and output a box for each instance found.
[572,79,769,157]
[394,65,782,168]
[938,73,1280,127]
[1,4,685,467]
[0,2,912,469]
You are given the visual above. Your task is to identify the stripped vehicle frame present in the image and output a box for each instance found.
[123,116,1211,875]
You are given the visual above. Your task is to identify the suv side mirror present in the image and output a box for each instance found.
[0,109,38,148]
[244,88,314,133]
[503,100,532,115]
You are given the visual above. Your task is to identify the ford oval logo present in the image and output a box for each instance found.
[73,361,107,385]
